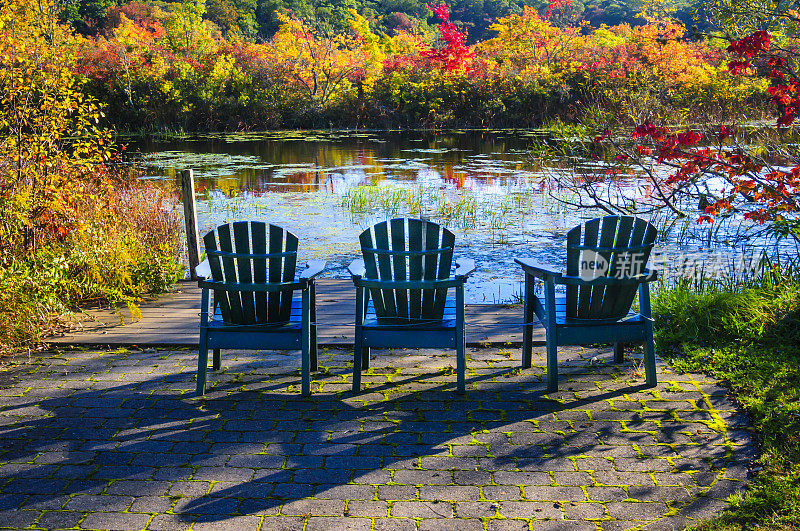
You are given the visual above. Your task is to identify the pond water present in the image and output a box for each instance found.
[132,130,772,303]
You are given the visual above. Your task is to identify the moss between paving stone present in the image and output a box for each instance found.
[0,345,757,530]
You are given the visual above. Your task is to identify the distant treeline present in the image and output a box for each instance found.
[61,0,704,43]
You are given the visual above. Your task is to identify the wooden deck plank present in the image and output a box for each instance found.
[49,280,544,347]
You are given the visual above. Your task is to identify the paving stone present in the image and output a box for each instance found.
[192,516,262,530]
[419,518,484,530]
[487,519,530,531]
[314,484,374,500]
[500,501,562,519]
[453,501,497,518]
[37,509,85,529]
[80,511,151,530]
[377,485,418,500]
[533,521,598,530]
[372,517,418,531]
[147,514,196,530]
[563,501,605,519]
[391,500,454,518]
[128,496,174,513]
[0,509,41,529]
[523,486,586,501]
[65,495,133,512]
[493,471,550,485]
[392,470,451,485]
[592,471,655,486]
[343,500,388,517]
[628,485,693,503]
[552,471,593,486]
[270,483,314,499]
[605,501,669,520]
[281,499,344,516]
[0,346,755,531]
[172,496,240,515]
[105,480,171,496]
[482,485,523,501]
[600,521,649,531]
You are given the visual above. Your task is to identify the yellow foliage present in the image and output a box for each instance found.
[0,0,114,258]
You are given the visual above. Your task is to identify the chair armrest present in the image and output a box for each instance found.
[195,259,212,280]
[643,268,659,282]
[454,258,475,280]
[556,268,659,286]
[348,259,366,278]
[299,260,326,280]
[515,257,562,280]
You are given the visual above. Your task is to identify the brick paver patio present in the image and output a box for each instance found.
[0,345,753,530]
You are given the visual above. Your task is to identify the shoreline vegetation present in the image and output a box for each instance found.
[0,0,183,354]
[76,1,768,132]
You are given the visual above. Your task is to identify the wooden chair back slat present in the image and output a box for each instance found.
[605,216,636,318]
[565,225,580,319]
[609,218,657,318]
[360,218,455,321]
[569,218,600,318]
[421,221,441,317]
[586,216,619,318]
[203,230,232,323]
[203,222,299,325]
[218,224,245,323]
[267,224,283,322]
[280,228,298,322]
[374,221,398,317]
[360,229,384,317]
[233,221,256,324]
[408,218,424,318]
[566,216,657,320]
[391,218,409,318]
[251,222,268,322]
[433,228,455,318]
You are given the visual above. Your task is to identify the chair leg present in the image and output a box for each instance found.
[301,289,311,396]
[311,326,319,372]
[614,343,624,364]
[544,279,558,393]
[353,285,365,393]
[522,275,533,369]
[212,349,221,370]
[310,282,318,372]
[353,335,363,393]
[456,333,466,394]
[644,324,657,387]
[456,283,466,394]
[361,347,370,370]
[546,334,558,393]
[196,330,209,396]
[639,282,657,387]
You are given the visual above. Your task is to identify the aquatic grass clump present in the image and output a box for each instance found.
[342,185,424,216]
[342,183,549,239]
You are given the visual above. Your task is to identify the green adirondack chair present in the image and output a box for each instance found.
[515,215,659,392]
[348,218,475,393]
[195,221,325,396]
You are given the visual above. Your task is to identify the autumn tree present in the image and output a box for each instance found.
[0,0,116,258]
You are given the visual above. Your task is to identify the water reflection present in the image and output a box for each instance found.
[132,130,781,303]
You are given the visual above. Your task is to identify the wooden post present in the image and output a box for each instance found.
[180,169,201,280]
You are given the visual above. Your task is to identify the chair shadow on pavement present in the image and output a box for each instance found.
[0,346,751,529]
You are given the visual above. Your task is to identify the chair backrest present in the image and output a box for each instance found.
[565,215,657,320]
[360,218,455,321]
[203,221,298,325]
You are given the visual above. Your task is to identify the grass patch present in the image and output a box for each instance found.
[653,266,800,530]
